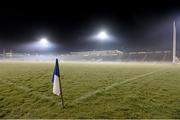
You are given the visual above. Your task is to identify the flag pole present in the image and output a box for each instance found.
[59,77,65,108]
[52,58,65,108]
[58,59,64,108]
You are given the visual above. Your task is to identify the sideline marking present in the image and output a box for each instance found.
[73,69,164,104]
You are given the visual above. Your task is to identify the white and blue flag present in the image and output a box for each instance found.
[52,59,61,96]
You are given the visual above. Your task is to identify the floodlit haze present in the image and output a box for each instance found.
[0,2,180,53]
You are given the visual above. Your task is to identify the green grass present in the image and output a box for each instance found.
[0,61,180,119]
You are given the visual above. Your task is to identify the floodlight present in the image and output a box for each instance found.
[90,29,115,42]
[40,38,48,46]
[97,31,108,40]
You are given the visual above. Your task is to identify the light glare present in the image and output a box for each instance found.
[97,31,108,40]
[40,38,48,46]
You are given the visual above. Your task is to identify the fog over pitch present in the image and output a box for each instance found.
[0,2,180,53]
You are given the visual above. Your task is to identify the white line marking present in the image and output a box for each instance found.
[73,69,164,104]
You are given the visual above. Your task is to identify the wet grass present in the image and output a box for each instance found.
[0,61,180,118]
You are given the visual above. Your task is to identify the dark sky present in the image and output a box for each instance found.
[0,1,180,53]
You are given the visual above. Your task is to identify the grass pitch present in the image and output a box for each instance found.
[0,61,180,119]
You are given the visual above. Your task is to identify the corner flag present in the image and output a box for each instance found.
[52,58,65,108]
[52,58,61,96]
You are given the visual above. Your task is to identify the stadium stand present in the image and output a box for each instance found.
[0,49,174,62]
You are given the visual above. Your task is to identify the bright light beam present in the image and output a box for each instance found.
[26,37,56,51]
[40,38,49,47]
[97,31,108,40]
[90,29,115,42]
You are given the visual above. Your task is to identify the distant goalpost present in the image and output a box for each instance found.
[173,21,179,63]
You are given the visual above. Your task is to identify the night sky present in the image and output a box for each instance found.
[0,1,180,53]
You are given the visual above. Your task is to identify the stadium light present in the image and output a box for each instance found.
[90,29,115,43]
[39,38,49,47]
[97,31,108,40]
[92,30,113,42]
[26,37,56,52]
